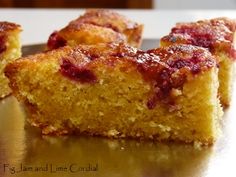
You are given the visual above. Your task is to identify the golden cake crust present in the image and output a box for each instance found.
[0,21,21,33]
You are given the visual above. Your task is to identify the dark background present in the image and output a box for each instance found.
[0,0,153,9]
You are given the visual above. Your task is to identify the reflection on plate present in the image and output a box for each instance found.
[0,96,212,177]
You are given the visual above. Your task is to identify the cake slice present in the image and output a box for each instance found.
[47,9,143,50]
[0,22,21,98]
[5,43,222,145]
[160,17,236,107]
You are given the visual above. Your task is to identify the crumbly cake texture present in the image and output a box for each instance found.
[160,17,236,107]
[47,9,143,50]
[5,43,222,145]
[0,22,21,98]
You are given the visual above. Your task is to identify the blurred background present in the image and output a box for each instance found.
[0,0,236,9]
[0,0,153,9]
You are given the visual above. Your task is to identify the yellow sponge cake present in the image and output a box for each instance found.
[5,43,222,145]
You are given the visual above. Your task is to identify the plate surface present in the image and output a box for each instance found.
[0,39,236,177]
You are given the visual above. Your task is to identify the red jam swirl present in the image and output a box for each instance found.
[169,19,236,59]
[0,35,6,54]
[47,31,67,50]
[60,58,97,84]
[171,26,217,50]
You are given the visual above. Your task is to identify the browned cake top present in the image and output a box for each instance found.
[47,9,142,50]
[161,17,236,58]
[68,9,139,33]
[0,21,21,33]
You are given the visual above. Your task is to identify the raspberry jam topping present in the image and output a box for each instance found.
[167,19,236,59]
[171,26,218,50]
[60,57,97,84]
[0,35,6,54]
[47,31,67,50]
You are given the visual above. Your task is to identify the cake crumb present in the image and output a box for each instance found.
[128,117,136,122]
[108,129,119,136]
[194,141,203,150]
[149,121,158,128]
[171,88,182,97]
[99,111,104,116]
[158,124,171,132]
[99,79,104,85]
